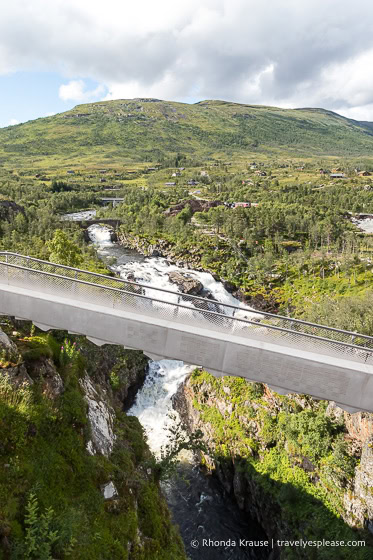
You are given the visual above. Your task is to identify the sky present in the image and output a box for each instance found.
[1,0,373,128]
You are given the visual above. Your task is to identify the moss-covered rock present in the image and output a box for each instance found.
[174,369,373,559]
[0,321,186,560]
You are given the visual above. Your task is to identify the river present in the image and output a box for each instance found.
[87,223,270,560]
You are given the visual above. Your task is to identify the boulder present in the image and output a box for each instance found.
[0,328,18,354]
[168,270,203,295]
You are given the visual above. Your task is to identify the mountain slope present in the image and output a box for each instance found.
[1,98,373,169]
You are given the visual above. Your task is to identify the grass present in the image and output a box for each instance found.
[188,369,373,559]
[0,331,186,560]
[2,99,373,173]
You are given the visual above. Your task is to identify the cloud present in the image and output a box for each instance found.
[59,79,105,102]
[1,1,373,119]
[0,118,20,128]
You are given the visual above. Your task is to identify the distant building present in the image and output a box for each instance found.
[165,182,176,186]
[319,168,329,175]
[358,171,372,177]
[66,170,75,174]
[233,202,251,208]
[188,180,199,185]
[330,173,346,179]
[255,170,267,176]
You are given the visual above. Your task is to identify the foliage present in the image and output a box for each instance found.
[188,369,371,558]
[59,339,80,368]
[47,229,83,267]
[154,414,209,481]
[2,100,373,172]
[0,331,186,559]
[23,492,59,560]
[279,410,338,463]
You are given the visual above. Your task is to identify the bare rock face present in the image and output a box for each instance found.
[5,364,33,387]
[168,270,203,295]
[344,437,373,533]
[174,375,373,552]
[327,402,373,532]
[0,328,32,386]
[0,329,18,353]
[344,411,373,444]
[26,357,64,398]
[0,200,25,221]
[80,375,116,457]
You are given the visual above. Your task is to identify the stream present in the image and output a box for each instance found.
[85,222,270,560]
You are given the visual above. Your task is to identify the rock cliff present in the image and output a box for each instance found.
[173,369,373,560]
[0,319,186,559]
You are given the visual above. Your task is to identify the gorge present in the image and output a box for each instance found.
[85,222,373,559]
[87,222,271,559]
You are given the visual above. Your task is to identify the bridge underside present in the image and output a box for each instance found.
[0,284,372,413]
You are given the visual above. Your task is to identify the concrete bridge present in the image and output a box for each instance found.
[99,198,124,207]
[75,219,122,228]
[0,252,372,413]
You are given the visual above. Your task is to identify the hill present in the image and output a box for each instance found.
[1,98,373,170]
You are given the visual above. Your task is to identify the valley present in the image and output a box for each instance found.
[0,99,373,559]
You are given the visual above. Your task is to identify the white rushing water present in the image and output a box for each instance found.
[87,224,115,252]
[87,224,269,557]
[128,360,194,455]
[87,224,257,455]
[352,217,373,234]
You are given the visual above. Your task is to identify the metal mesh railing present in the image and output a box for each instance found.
[0,252,372,366]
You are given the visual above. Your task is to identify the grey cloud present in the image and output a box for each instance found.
[1,0,373,117]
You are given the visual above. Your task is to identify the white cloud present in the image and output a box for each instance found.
[0,118,20,128]
[1,1,373,119]
[59,80,105,102]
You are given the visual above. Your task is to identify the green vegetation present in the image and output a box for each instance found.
[2,99,373,172]
[1,96,373,559]
[189,369,372,559]
[100,178,373,318]
[0,325,185,559]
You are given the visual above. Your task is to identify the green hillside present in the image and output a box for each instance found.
[1,98,373,170]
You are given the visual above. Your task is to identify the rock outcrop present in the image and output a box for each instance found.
[0,319,186,559]
[168,270,203,295]
[80,374,116,457]
[0,199,25,221]
[117,232,278,312]
[173,371,373,558]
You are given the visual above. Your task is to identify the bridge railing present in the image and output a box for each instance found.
[0,252,373,366]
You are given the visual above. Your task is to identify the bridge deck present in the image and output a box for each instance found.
[0,252,372,412]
